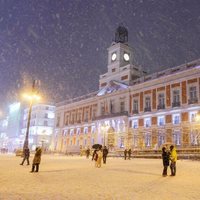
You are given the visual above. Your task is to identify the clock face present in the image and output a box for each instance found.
[123,53,130,61]
[111,53,117,61]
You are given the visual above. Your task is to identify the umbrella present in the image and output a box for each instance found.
[92,144,102,149]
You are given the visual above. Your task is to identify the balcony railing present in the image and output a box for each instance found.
[132,110,139,114]
[157,104,165,110]
[144,107,151,112]
[172,102,180,107]
[188,98,198,104]
[93,111,128,120]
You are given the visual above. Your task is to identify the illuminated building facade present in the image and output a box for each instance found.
[0,117,8,149]
[22,103,55,150]
[53,26,200,153]
[6,102,22,151]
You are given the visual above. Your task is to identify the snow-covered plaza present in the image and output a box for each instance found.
[0,154,200,200]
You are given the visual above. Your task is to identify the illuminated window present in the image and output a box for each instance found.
[91,126,95,134]
[132,119,138,129]
[144,118,151,128]
[190,130,198,145]
[145,133,151,147]
[84,127,88,134]
[76,128,80,135]
[172,131,181,145]
[173,114,180,124]
[189,111,197,122]
[70,129,74,136]
[158,132,165,147]
[158,116,165,126]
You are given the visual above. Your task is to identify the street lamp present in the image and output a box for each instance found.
[22,80,41,150]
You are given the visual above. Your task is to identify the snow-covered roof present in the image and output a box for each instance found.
[97,80,128,96]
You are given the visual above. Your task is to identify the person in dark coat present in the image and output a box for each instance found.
[30,147,42,173]
[162,146,170,177]
[92,149,98,161]
[124,149,127,160]
[20,147,30,165]
[102,146,108,164]
[128,148,132,160]
[86,147,90,159]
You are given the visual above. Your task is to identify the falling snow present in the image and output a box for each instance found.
[0,0,199,111]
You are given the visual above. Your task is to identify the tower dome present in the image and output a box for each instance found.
[115,25,128,43]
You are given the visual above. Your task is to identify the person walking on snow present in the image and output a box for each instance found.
[170,145,177,176]
[128,148,132,160]
[30,147,42,173]
[161,146,170,177]
[86,147,90,159]
[102,146,108,164]
[124,149,127,160]
[20,147,30,166]
[97,148,103,168]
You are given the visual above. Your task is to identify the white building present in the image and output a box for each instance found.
[22,103,55,150]
[53,26,200,153]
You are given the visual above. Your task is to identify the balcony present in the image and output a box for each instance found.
[188,98,198,104]
[83,118,89,122]
[172,102,180,107]
[157,104,165,110]
[132,110,139,114]
[93,111,128,120]
[144,107,151,112]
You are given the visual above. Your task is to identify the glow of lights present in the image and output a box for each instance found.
[22,93,41,101]
[195,114,200,122]
[9,102,21,113]
[48,112,55,119]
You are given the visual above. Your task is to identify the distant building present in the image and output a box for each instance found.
[0,117,8,149]
[6,102,22,151]
[53,26,200,153]
[21,103,55,150]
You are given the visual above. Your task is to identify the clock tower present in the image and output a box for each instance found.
[99,26,145,89]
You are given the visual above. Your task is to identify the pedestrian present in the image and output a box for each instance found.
[97,148,103,168]
[86,147,90,159]
[92,149,98,161]
[30,147,42,173]
[128,148,132,160]
[102,146,108,164]
[93,149,99,167]
[20,147,30,166]
[170,145,177,176]
[161,146,170,177]
[124,149,127,160]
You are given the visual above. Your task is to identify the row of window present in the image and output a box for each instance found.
[62,126,96,136]
[133,86,198,112]
[61,131,199,147]
[132,111,198,129]
[60,86,199,126]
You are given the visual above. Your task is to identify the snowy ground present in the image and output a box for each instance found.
[0,154,200,200]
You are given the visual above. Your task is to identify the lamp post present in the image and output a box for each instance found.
[23,80,41,150]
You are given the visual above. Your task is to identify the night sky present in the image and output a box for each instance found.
[0,0,200,112]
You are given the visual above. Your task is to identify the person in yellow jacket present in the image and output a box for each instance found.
[169,145,177,176]
[97,148,103,168]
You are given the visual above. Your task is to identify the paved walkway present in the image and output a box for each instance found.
[0,154,199,200]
